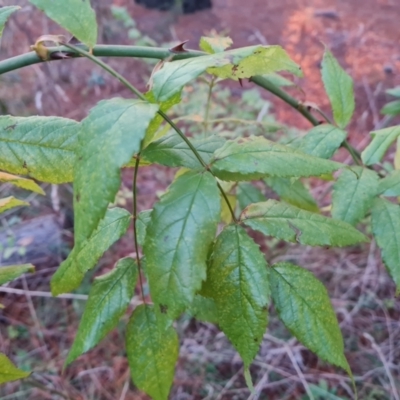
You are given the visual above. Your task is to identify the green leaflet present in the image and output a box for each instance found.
[265,177,319,212]
[0,172,44,195]
[237,182,266,210]
[126,304,179,400]
[210,136,342,181]
[0,116,79,184]
[74,99,158,245]
[381,100,400,116]
[137,209,152,247]
[0,353,30,384]
[66,258,137,366]
[203,225,270,367]
[0,264,35,286]
[152,45,301,102]
[378,170,400,197]
[332,167,379,226]
[29,0,97,48]
[0,196,28,214]
[199,36,233,54]
[0,6,20,38]
[371,198,400,294]
[361,126,400,166]
[271,262,351,375]
[144,170,220,319]
[142,132,226,169]
[289,124,347,159]
[241,200,368,247]
[188,294,219,324]
[321,49,355,129]
[51,207,131,296]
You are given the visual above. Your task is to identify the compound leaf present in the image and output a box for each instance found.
[0,6,19,38]
[361,126,400,166]
[199,36,233,54]
[126,304,178,400]
[152,45,301,102]
[0,196,28,214]
[144,170,220,319]
[74,99,158,246]
[51,207,131,296]
[29,0,97,48]
[289,124,347,159]
[332,167,379,225]
[210,136,342,181]
[0,172,44,195]
[265,177,319,212]
[142,131,225,169]
[271,262,351,375]
[66,257,137,365]
[241,200,368,247]
[371,198,400,294]
[0,353,30,384]
[0,116,79,184]
[321,49,355,128]
[203,225,269,367]
[0,264,35,286]
[378,170,400,197]
[237,182,266,210]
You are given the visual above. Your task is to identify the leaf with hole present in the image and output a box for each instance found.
[29,0,97,48]
[152,45,301,102]
[265,177,319,212]
[371,198,400,294]
[321,48,355,128]
[126,304,178,400]
[51,207,131,296]
[0,6,20,38]
[332,167,379,225]
[66,257,137,365]
[210,136,342,181]
[144,170,220,319]
[241,200,368,247]
[0,116,79,184]
[378,170,400,197]
[74,99,158,246]
[361,126,400,166]
[271,262,351,375]
[202,225,269,367]
[289,124,347,159]
[0,353,30,384]
[0,264,35,286]
[0,196,28,214]
[142,131,226,169]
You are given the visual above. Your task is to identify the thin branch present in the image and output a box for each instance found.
[132,156,146,303]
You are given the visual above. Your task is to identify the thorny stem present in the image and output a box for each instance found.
[1,43,362,165]
[133,156,146,303]
[61,43,238,223]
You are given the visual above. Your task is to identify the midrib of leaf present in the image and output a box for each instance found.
[164,176,203,292]
[144,308,166,397]
[274,269,336,350]
[339,174,362,222]
[332,62,348,119]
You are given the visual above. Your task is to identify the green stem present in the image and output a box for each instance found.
[203,77,215,136]
[0,44,204,76]
[251,75,363,165]
[61,43,237,223]
[132,156,146,303]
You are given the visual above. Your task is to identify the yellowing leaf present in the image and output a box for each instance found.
[0,196,29,214]
[0,172,44,195]
[199,36,233,54]
[0,264,35,285]
[0,353,30,384]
